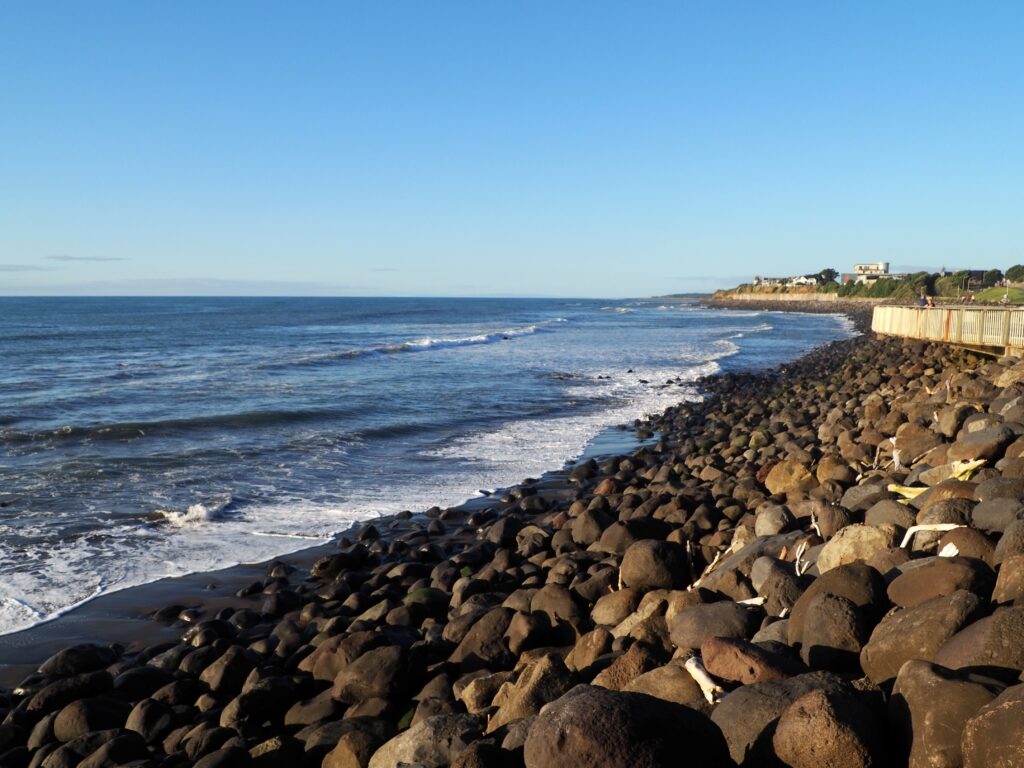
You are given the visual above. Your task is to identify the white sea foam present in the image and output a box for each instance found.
[157,498,232,526]
[287,319,567,367]
[0,501,380,636]
[0,304,857,638]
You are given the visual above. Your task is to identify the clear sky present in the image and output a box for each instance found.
[2,2,1022,297]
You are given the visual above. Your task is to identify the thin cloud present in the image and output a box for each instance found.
[47,255,125,262]
[0,264,53,272]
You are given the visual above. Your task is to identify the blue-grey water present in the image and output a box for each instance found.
[0,297,855,634]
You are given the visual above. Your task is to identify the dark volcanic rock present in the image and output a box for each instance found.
[125,697,175,744]
[523,684,732,768]
[799,592,870,672]
[24,672,113,717]
[962,683,1024,768]
[772,688,884,768]
[39,645,119,678]
[487,654,576,732]
[886,557,995,607]
[935,606,1024,679]
[860,589,984,685]
[788,563,887,647]
[889,660,1003,768]
[669,601,761,651]
[710,671,849,765]
[53,698,131,743]
[618,540,689,591]
[448,607,515,672]
[701,636,805,685]
[332,645,407,704]
[367,714,482,768]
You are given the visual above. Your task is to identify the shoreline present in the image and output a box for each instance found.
[9,300,1018,765]
[0,303,852,684]
[0,420,657,687]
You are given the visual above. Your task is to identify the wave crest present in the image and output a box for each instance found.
[282,319,567,368]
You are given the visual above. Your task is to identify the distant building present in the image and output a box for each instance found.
[753,276,787,287]
[787,275,821,287]
[841,261,907,285]
[855,262,890,277]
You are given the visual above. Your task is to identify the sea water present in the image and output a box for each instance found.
[0,297,855,634]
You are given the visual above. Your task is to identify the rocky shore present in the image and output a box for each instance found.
[5,303,1024,768]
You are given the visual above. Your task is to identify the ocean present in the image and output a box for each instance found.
[0,297,856,635]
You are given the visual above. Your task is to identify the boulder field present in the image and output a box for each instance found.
[4,304,1024,767]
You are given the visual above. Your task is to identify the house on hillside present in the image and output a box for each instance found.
[841,262,908,285]
[787,274,821,287]
[753,276,787,287]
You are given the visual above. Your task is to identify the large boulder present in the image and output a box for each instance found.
[894,422,944,464]
[332,645,407,704]
[619,540,689,591]
[765,461,818,497]
[972,498,1024,535]
[487,654,576,732]
[523,685,731,768]
[993,554,1024,604]
[886,557,995,607]
[798,592,870,672]
[591,643,663,691]
[934,606,1024,679]
[787,563,887,647]
[39,645,120,677]
[669,601,761,651]
[198,645,257,695]
[772,688,884,768]
[860,590,984,685]
[622,661,711,714]
[962,683,1024,768]
[816,525,899,573]
[889,660,1003,768]
[701,636,805,685]
[710,672,849,765]
[53,698,131,742]
[947,426,1015,462]
[448,607,515,672]
[994,519,1024,565]
[24,671,113,716]
[368,714,482,768]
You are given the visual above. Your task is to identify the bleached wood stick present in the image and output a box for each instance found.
[683,655,725,705]
[689,548,724,590]
[899,523,965,549]
[793,540,810,576]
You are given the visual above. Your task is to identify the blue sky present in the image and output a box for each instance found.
[2,2,1022,297]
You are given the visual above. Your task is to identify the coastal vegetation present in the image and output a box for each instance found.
[720,265,1024,303]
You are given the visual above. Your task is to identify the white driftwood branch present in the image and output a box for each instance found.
[899,523,965,549]
[683,655,725,705]
[689,548,724,590]
[793,540,810,576]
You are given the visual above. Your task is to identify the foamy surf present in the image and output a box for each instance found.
[0,297,859,638]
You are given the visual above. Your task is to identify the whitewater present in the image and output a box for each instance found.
[0,297,856,635]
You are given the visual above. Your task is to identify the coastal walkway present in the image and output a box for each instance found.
[872,304,1024,357]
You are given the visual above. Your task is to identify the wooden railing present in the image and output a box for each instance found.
[872,305,1024,353]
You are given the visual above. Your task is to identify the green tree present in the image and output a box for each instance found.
[1006,265,1024,283]
[983,269,1004,287]
[818,268,839,284]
